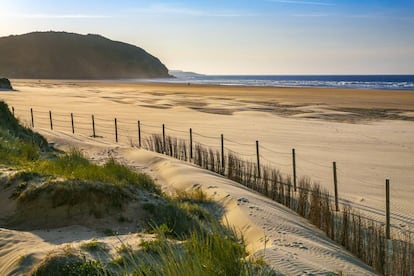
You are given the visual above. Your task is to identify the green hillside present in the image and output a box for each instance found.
[0,31,171,79]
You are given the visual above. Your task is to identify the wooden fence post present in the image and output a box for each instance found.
[30,108,34,128]
[71,113,75,134]
[256,140,261,178]
[386,178,390,239]
[221,134,225,172]
[162,124,166,153]
[385,178,393,275]
[292,148,297,192]
[12,106,14,116]
[190,128,193,160]
[333,161,339,212]
[92,115,96,138]
[138,120,141,147]
[49,111,53,130]
[114,118,118,143]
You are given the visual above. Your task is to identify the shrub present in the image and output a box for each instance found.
[80,239,107,252]
[31,254,110,276]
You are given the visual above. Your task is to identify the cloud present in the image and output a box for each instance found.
[268,0,334,6]
[6,13,112,19]
[137,4,203,16]
[134,4,257,17]
[292,13,334,17]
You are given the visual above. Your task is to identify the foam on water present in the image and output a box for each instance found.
[136,75,414,90]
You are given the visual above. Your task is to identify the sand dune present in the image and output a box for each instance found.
[1,80,413,274]
[9,130,375,274]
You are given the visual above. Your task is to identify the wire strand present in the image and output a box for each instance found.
[165,126,189,134]
[260,155,292,167]
[192,131,218,140]
[260,144,290,156]
[297,154,332,169]
[223,137,254,147]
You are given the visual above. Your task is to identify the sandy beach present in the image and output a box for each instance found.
[3,80,414,221]
[1,80,413,274]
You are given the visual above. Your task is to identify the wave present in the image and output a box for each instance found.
[137,75,414,91]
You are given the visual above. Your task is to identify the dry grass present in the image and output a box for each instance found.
[141,132,413,275]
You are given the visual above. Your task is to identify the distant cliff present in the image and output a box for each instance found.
[0,78,12,90]
[169,70,205,78]
[0,31,171,79]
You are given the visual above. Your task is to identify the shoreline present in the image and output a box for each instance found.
[11,77,414,91]
[10,77,414,91]
[9,79,414,111]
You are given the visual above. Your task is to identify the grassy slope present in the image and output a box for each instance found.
[0,31,170,79]
[0,101,275,275]
[0,101,49,165]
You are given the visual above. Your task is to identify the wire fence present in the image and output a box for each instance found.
[16,107,414,221]
[10,105,414,275]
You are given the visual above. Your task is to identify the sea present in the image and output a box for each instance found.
[140,75,414,91]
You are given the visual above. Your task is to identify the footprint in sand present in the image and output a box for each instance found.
[237,197,249,203]
[284,241,309,250]
[192,183,201,189]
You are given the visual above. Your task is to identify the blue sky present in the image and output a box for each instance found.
[0,0,413,74]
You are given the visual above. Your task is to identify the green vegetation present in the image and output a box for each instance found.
[112,227,275,276]
[34,226,274,275]
[33,149,159,193]
[0,104,44,165]
[0,101,275,275]
[80,239,108,252]
[32,254,109,276]
[142,190,217,239]
[0,31,171,79]
[0,101,48,150]
[175,188,211,204]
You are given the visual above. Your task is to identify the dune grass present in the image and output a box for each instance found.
[0,101,49,166]
[32,149,159,193]
[142,191,217,239]
[175,188,211,204]
[80,239,108,252]
[123,226,274,276]
[142,133,414,275]
[29,187,275,275]
[5,149,161,225]
[0,128,42,165]
[0,101,52,168]
[0,101,276,275]
[32,226,275,276]
[31,253,109,276]
[0,101,48,149]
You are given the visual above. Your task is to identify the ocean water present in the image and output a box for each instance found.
[141,75,414,90]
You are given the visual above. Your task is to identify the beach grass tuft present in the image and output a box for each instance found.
[32,149,159,193]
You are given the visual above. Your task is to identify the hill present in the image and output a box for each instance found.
[0,31,171,79]
[169,70,205,78]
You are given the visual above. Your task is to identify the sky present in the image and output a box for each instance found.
[0,0,413,75]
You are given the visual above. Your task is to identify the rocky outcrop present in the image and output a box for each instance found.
[0,78,12,90]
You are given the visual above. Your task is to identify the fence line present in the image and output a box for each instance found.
[13,106,414,226]
[11,106,414,275]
